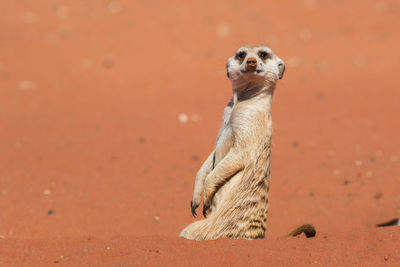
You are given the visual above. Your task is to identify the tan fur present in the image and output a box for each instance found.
[180,46,285,240]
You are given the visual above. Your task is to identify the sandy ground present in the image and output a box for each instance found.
[0,0,400,265]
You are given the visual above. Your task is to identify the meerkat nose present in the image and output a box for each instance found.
[246,57,257,68]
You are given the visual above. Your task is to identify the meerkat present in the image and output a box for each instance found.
[179,45,286,240]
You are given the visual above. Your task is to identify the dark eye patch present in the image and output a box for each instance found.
[258,51,269,59]
[236,51,246,59]
[258,51,270,63]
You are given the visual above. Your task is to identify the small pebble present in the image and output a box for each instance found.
[178,113,188,123]
[315,92,325,100]
[106,246,111,250]
[292,141,299,147]
[355,160,362,167]
[18,80,36,91]
[216,24,231,38]
[299,28,312,41]
[368,157,376,162]
[80,59,92,69]
[287,56,302,68]
[354,56,367,67]
[103,57,115,68]
[303,0,317,10]
[55,5,70,19]
[374,192,383,199]
[20,11,37,24]
[138,137,145,144]
[48,209,55,215]
[190,114,200,122]
[308,192,314,197]
[43,189,51,195]
[108,1,123,14]
[384,255,389,261]
[343,179,350,185]
[191,155,199,161]
[154,216,160,222]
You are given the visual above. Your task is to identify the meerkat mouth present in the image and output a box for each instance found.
[241,69,263,74]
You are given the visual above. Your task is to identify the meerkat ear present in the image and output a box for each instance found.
[278,59,285,79]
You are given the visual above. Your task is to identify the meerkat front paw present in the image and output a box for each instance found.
[202,186,213,217]
[190,200,199,217]
[203,199,211,218]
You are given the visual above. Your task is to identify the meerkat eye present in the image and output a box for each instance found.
[259,51,268,59]
[236,51,246,59]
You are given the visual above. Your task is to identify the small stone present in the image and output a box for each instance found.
[80,59,92,69]
[287,57,302,68]
[106,246,111,250]
[355,160,362,167]
[299,28,312,41]
[354,56,367,67]
[178,113,188,123]
[303,0,317,10]
[138,137,145,144]
[292,141,299,147]
[108,1,123,14]
[343,179,350,185]
[216,24,231,38]
[154,216,160,222]
[368,157,376,162]
[48,209,55,215]
[309,192,314,197]
[103,56,115,68]
[191,155,199,161]
[315,92,325,100]
[374,192,383,199]
[20,11,37,24]
[56,6,70,19]
[190,114,200,122]
[18,80,36,91]
[43,189,51,195]
[384,255,389,261]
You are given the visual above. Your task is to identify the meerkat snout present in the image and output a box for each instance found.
[246,57,257,68]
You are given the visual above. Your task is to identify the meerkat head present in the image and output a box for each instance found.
[226,45,285,86]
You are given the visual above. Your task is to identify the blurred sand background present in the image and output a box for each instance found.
[0,0,400,265]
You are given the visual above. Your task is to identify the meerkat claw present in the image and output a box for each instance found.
[191,201,198,217]
[202,204,209,218]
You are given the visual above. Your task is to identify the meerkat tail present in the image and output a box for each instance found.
[376,218,400,227]
[287,224,316,238]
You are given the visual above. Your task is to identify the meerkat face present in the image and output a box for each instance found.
[226,45,285,83]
